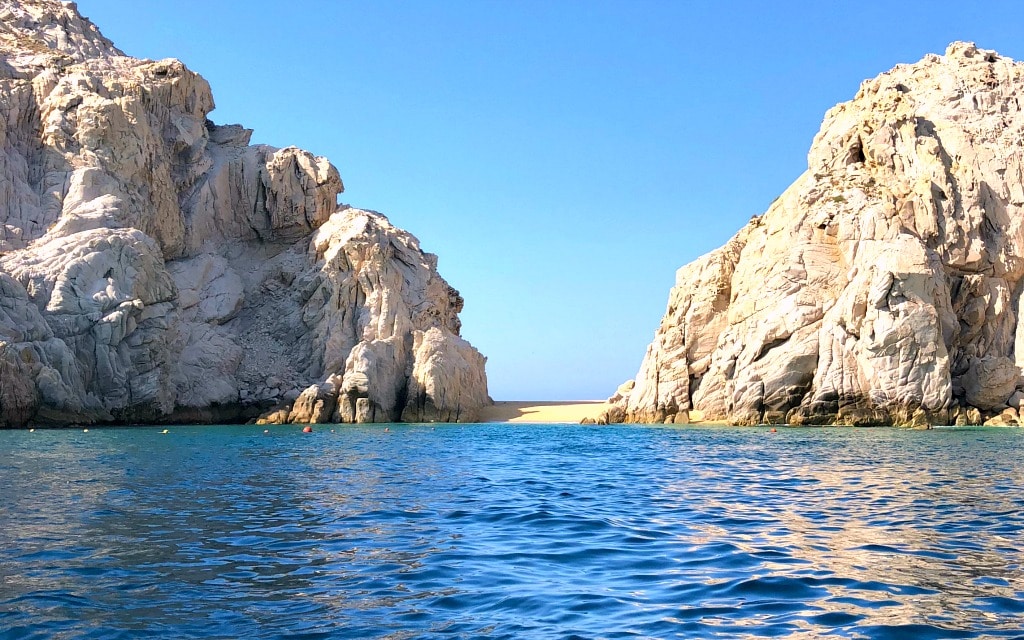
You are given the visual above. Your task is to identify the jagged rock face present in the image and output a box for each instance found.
[613,42,1024,427]
[0,0,489,427]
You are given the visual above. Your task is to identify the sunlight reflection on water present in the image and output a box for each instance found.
[1,424,1022,638]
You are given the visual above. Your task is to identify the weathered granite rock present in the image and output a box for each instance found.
[610,42,1024,427]
[402,327,490,423]
[287,377,340,425]
[0,0,488,427]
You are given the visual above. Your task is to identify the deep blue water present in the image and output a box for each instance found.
[1,424,1023,639]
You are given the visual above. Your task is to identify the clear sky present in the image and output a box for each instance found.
[76,1,1024,400]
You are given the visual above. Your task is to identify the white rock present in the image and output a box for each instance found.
[0,0,488,427]
[613,42,1024,427]
[402,327,491,423]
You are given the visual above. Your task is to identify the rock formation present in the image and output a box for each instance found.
[610,42,1024,427]
[0,0,489,427]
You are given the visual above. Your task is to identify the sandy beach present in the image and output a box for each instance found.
[478,401,610,423]
[477,402,734,425]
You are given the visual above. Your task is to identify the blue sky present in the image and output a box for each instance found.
[78,1,1024,400]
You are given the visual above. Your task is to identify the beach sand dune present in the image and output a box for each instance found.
[478,401,609,424]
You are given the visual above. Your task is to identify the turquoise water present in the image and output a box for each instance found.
[1,424,1023,639]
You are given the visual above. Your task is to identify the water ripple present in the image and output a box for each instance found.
[2,424,1023,638]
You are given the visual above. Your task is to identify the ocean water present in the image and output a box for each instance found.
[1,424,1022,639]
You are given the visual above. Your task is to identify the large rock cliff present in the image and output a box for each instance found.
[0,0,489,427]
[610,42,1024,427]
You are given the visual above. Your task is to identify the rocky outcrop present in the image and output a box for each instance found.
[0,0,489,427]
[610,42,1024,427]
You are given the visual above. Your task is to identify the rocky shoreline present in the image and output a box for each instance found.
[5,3,1024,431]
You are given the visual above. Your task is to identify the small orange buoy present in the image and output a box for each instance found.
[770,428,778,433]
[302,426,313,433]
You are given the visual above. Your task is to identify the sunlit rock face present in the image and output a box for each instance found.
[610,42,1024,427]
[0,0,489,427]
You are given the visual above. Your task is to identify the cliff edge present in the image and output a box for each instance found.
[609,42,1024,427]
[0,0,489,427]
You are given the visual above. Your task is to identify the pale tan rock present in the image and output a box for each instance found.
[983,412,1018,427]
[613,42,1024,426]
[0,0,122,74]
[294,209,489,424]
[288,380,338,424]
[962,356,1018,410]
[402,327,490,423]
[255,407,290,426]
[607,379,635,405]
[0,0,488,427]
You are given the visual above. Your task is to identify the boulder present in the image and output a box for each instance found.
[962,357,1019,410]
[288,381,339,424]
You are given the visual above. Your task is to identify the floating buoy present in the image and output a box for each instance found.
[83,428,89,433]
[161,429,169,434]
[302,426,313,433]
[264,429,269,434]
[330,429,335,433]
[770,428,778,433]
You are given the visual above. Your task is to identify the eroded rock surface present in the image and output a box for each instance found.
[0,0,488,427]
[610,42,1024,427]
